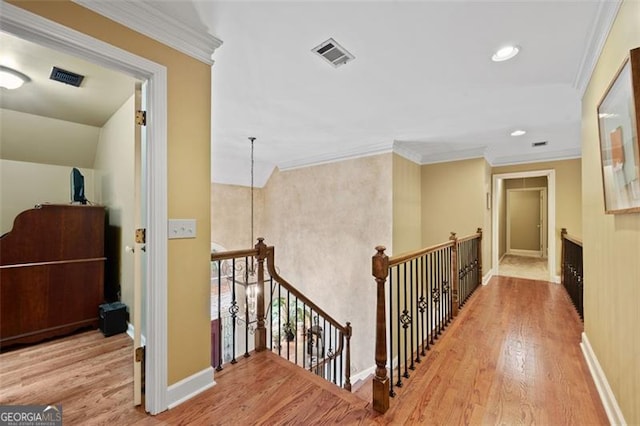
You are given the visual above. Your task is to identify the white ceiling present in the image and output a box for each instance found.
[0,31,136,168]
[187,0,613,186]
[1,1,618,185]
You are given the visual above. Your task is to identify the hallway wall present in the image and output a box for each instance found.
[581,0,640,422]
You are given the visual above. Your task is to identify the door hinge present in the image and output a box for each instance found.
[135,228,146,244]
[135,346,145,363]
[136,110,147,126]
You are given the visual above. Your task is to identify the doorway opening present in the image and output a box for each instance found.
[2,3,168,414]
[492,170,556,282]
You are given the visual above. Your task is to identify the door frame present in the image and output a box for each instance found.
[492,170,556,282]
[1,4,169,414]
[506,187,547,257]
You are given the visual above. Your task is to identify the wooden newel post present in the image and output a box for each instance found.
[255,237,267,352]
[372,246,389,413]
[344,322,352,391]
[476,228,483,288]
[450,232,459,317]
[560,228,567,287]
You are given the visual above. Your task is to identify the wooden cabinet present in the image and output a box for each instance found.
[0,204,106,349]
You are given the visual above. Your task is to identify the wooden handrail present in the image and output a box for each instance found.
[561,228,582,247]
[264,245,349,336]
[389,240,453,267]
[211,247,258,261]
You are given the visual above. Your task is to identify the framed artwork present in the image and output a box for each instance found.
[597,47,640,214]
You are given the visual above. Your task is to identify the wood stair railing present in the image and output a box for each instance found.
[561,228,583,319]
[371,229,483,413]
[211,238,352,391]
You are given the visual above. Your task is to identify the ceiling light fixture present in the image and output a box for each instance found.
[0,65,30,90]
[492,45,520,62]
[510,129,526,136]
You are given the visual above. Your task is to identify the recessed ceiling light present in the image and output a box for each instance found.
[492,45,520,62]
[0,65,30,90]
[510,129,526,136]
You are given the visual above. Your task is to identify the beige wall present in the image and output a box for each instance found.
[10,0,213,386]
[93,95,136,312]
[581,0,640,423]
[392,154,422,255]
[210,183,265,251]
[0,160,95,233]
[421,158,490,273]
[261,154,393,375]
[493,158,581,273]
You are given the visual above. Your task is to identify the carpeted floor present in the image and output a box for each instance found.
[498,254,549,281]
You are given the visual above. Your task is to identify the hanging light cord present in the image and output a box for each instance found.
[249,137,256,247]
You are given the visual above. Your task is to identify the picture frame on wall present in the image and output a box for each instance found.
[597,47,640,214]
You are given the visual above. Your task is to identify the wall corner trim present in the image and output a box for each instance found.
[482,269,493,286]
[167,367,216,409]
[580,332,627,426]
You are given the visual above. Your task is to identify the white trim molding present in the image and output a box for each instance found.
[167,367,216,409]
[278,141,393,171]
[580,332,627,426]
[573,0,623,98]
[127,323,147,347]
[482,269,493,286]
[1,2,169,415]
[351,364,377,384]
[73,0,223,65]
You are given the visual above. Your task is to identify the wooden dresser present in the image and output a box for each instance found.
[0,204,106,349]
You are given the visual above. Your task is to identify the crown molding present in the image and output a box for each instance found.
[278,141,393,171]
[420,146,487,165]
[74,0,223,65]
[392,143,422,164]
[573,0,622,98]
[488,147,581,167]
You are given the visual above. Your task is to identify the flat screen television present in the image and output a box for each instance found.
[70,167,87,204]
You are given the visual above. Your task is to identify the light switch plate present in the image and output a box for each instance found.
[168,219,197,239]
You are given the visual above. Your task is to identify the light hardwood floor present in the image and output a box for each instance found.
[0,276,607,425]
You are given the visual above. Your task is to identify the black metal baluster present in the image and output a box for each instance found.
[286,290,291,361]
[417,256,424,360]
[389,266,395,397]
[230,259,238,364]
[429,252,435,345]
[323,316,327,380]
[409,259,415,370]
[421,255,428,353]
[294,297,298,366]
[269,276,273,351]
[244,258,250,358]
[277,282,282,356]
[302,302,306,369]
[395,266,402,387]
[216,260,223,371]
[308,309,314,373]
[402,263,410,379]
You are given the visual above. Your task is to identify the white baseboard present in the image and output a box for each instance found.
[553,275,561,284]
[126,322,146,347]
[507,249,542,258]
[351,364,377,383]
[167,366,216,409]
[580,332,626,426]
[482,269,493,285]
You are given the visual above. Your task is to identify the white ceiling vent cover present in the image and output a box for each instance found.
[312,38,355,68]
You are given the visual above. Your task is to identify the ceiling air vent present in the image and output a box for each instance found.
[532,141,548,147]
[49,66,84,87]
[312,38,355,68]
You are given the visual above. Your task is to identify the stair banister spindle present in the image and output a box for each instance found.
[450,232,459,316]
[372,246,390,413]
